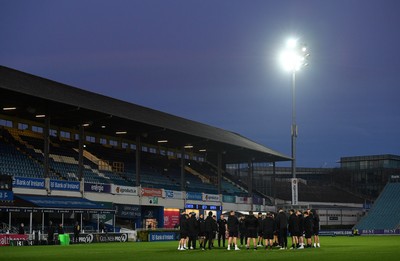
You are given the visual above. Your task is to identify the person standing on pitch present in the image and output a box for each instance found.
[245,211,258,250]
[204,211,215,250]
[188,212,198,249]
[288,209,299,249]
[276,209,288,250]
[297,210,305,249]
[73,221,81,244]
[311,209,320,248]
[303,211,314,248]
[178,214,189,250]
[257,212,264,247]
[198,214,206,249]
[227,210,240,250]
[262,212,275,250]
[239,215,247,247]
[217,214,227,248]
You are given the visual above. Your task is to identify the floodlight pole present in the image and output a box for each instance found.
[291,70,298,206]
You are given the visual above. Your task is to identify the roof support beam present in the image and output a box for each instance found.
[135,135,141,186]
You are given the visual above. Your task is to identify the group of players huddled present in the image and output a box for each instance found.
[178,208,320,251]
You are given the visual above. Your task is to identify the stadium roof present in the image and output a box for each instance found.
[0,65,290,163]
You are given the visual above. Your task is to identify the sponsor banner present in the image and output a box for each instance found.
[164,209,180,228]
[319,230,353,236]
[291,178,298,205]
[358,229,400,235]
[236,196,250,204]
[50,179,80,191]
[12,177,45,189]
[0,190,13,201]
[252,196,263,205]
[0,234,29,246]
[222,195,235,203]
[186,192,202,201]
[165,190,183,199]
[111,184,138,195]
[141,187,162,197]
[203,193,220,202]
[84,183,111,193]
[74,233,129,244]
[149,232,178,242]
[115,204,141,218]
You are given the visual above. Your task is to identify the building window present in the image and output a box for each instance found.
[122,142,128,149]
[0,119,13,128]
[60,131,71,139]
[86,135,95,143]
[100,138,107,145]
[32,125,43,133]
[109,140,118,146]
[18,123,28,130]
[50,129,57,137]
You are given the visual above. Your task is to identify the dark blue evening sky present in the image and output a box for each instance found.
[1,0,399,167]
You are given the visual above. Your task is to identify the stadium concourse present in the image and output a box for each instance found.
[0,65,292,245]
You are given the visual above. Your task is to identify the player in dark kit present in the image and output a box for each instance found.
[73,221,81,244]
[217,214,227,248]
[178,214,189,250]
[297,210,305,249]
[188,212,198,249]
[276,209,288,250]
[303,211,314,248]
[204,211,215,250]
[198,214,206,249]
[239,216,247,247]
[245,211,258,250]
[226,210,240,250]
[288,209,299,249]
[311,209,320,248]
[257,212,264,247]
[261,212,275,250]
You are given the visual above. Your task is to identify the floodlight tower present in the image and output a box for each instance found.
[279,38,309,205]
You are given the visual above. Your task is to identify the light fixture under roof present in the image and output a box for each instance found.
[3,107,16,111]
[184,145,193,149]
[157,140,168,143]
[101,125,106,129]
[82,123,90,127]
[199,149,207,152]
[116,131,127,135]
[35,114,46,118]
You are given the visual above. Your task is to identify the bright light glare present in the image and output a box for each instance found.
[280,50,302,71]
[279,37,308,72]
[287,38,297,48]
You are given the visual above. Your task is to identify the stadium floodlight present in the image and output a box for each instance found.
[279,37,310,206]
[3,107,17,111]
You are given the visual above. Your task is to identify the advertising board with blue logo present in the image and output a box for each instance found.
[0,190,13,201]
[186,192,203,201]
[50,179,80,191]
[165,190,183,199]
[149,232,178,241]
[12,177,45,189]
[203,193,220,202]
[84,183,111,193]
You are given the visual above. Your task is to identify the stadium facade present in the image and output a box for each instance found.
[0,65,291,232]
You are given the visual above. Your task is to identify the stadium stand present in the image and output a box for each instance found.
[354,182,400,230]
[0,127,255,196]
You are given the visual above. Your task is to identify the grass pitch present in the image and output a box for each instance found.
[2,236,400,261]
